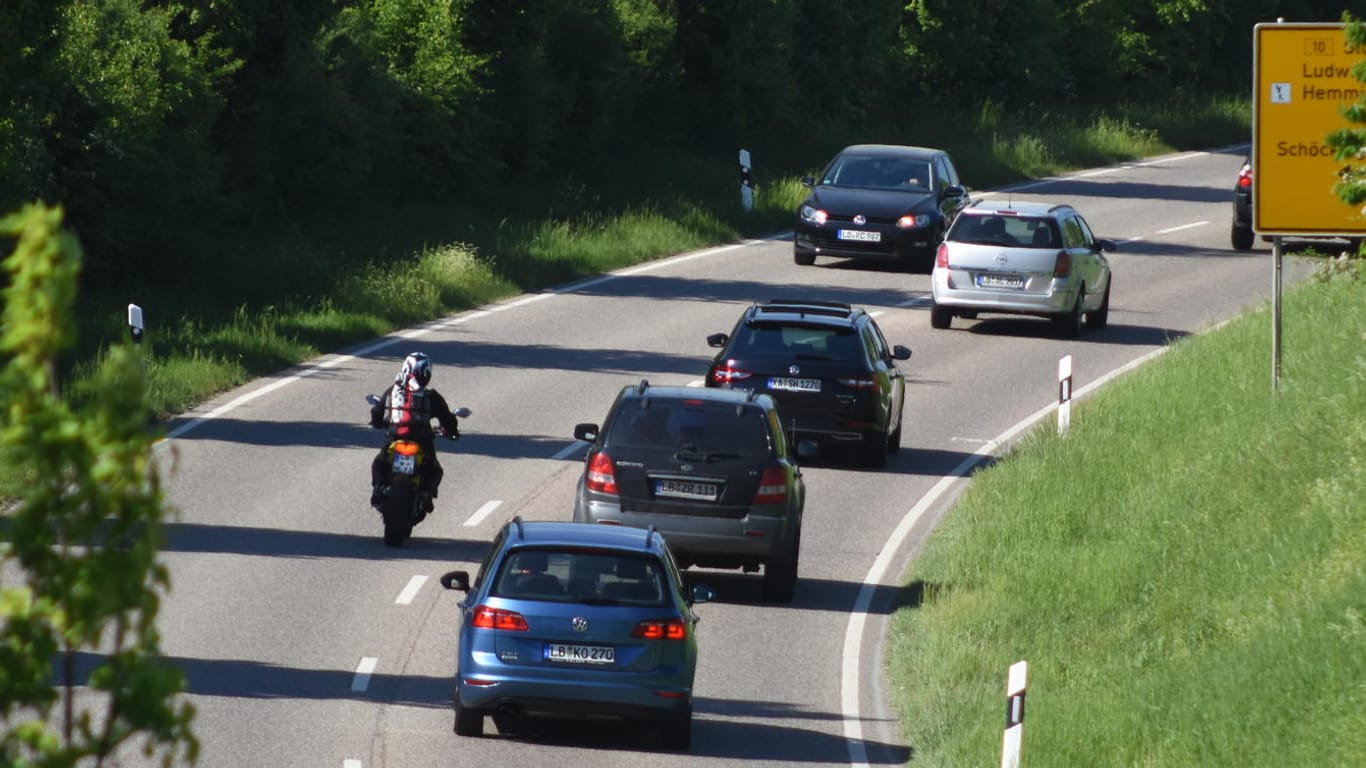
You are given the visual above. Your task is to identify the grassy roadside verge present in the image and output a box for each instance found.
[886,261,1366,766]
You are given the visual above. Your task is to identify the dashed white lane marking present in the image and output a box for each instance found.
[1156,220,1210,234]
[344,761,361,768]
[463,500,503,528]
[351,657,378,693]
[395,575,427,605]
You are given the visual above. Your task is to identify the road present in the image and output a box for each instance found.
[147,146,1300,767]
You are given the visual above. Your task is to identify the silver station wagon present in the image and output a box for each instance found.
[929,201,1115,338]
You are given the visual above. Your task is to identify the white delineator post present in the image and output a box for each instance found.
[128,303,145,344]
[739,149,754,211]
[1057,355,1073,436]
[1001,660,1028,768]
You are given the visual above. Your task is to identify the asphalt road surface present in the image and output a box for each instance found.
[143,146,1312,768]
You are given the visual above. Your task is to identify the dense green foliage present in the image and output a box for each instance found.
[0,1,1351,295]
[1328,14,1366,204]
[888,262,1366,766]
[0,204,195,767]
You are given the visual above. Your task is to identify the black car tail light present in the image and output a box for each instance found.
[710,361,752,384]
[1053,250,1072,278]
[585,452,618,495]
[751,466,788,504]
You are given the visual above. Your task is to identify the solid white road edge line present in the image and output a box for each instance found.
[840,344,1171,766]
[156,242,763,443]
[395,575,427,605]
[463,500,503,528]
[351,657,378,693]
[551,441,586,460]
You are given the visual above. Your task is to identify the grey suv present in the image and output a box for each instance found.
[572,381,806,603]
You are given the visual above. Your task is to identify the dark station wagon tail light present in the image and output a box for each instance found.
[710,361,752,384]
[838,376,877,390]
[585,452,618,495]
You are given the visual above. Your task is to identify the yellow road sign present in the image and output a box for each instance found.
[1253,22,1366,235]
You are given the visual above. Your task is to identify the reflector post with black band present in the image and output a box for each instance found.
[1001,660,1028,768]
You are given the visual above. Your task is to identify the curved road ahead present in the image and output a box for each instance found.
[148,147,1298,767]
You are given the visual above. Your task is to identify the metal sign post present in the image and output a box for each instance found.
[1272,237,1283,393]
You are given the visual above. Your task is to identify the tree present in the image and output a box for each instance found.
[0,203,196,767]
[1327,13,1366,226]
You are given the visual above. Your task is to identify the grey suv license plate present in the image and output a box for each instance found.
[655,479,718,500]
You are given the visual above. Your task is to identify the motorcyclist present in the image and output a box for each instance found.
[369,352,461,512]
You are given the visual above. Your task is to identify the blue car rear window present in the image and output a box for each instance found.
[493,549,668,606]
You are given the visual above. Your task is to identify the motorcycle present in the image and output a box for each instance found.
[365,394,471,547]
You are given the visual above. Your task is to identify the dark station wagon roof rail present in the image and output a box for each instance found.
[753,299,858,321]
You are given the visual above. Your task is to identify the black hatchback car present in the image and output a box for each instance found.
[705,299,911,467]
[573,381,806,603]
[794,144,971,273]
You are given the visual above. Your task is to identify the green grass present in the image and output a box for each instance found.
[886,262,1366,767]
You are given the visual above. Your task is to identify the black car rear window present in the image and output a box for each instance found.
[735,323,862,362]
[492,547,667,605]
[607,399,771,455]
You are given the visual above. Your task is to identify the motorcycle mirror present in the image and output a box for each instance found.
[454,407,472,418]
[366,394,381,406]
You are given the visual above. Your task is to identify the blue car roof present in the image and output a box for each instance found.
[507,520,665,554]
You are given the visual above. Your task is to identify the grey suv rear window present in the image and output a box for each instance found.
[607,399,771,454]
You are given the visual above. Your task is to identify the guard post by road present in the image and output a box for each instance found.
[1001,660,1028,768]
[1057,355,1073,437]
[1253,21,1366,392]
[128,303,144,344]
[739,149,754,211]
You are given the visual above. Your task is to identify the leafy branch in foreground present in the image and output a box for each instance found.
[0,203,196,767]
[1327,13,1366,220]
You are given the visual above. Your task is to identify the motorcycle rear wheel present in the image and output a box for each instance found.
[381,484,415,547]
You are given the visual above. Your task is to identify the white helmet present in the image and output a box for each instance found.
[398,352,432,389]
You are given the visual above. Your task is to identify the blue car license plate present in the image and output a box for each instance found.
[544,643,615,665]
